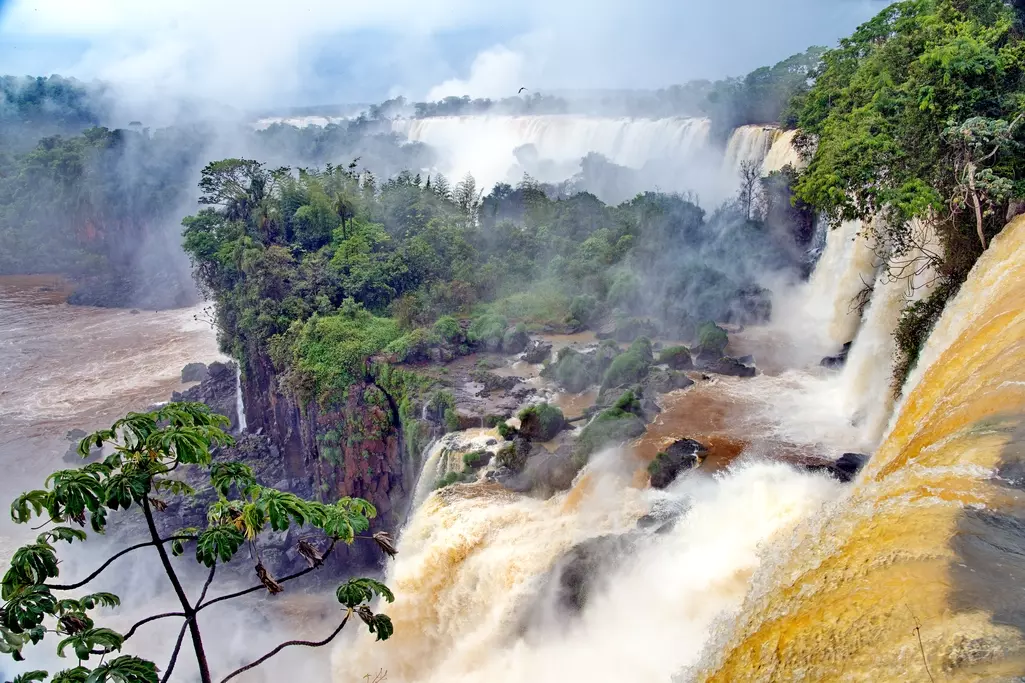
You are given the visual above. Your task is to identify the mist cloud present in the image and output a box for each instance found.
[2,0,888,110]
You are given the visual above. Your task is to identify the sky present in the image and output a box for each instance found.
[0,0,889,111]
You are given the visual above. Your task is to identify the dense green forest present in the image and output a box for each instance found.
[788,0,1025,382]
[181,160,801,403]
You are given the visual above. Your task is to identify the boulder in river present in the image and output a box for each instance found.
[502,324,530,354]
[704,356,757,378]
[523,339,553,364]
[647,438,708,488]
[820,342,853,369]
[797,452,869,483]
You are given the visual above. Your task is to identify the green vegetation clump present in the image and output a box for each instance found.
[497,421,518,440]
[432,315,463,343]
[893,281,960,390]
[467,313,509,347]
[574,391,647,464]
[435,470,475,489]
[383,327,442,362]
[517,403,567,442]
[696,322,728,357]
[462,450,490,469]
[496,440,529,472]
[568,294,598,327]
[289,303,401,402]
[658,345,693,370]
[602,337,653,390]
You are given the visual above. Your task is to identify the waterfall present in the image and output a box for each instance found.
[408,428,504,512]
[337,455,841,683]
[234,362,247,433]
[392,115,711,191]
[760,129,804,175]
[720,125,777,183]
[771,219,878,358]
[693,214,1025,680]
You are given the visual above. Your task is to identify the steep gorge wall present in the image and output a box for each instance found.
[241,348,420,568]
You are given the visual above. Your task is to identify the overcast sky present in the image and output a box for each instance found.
[0,0,889,110]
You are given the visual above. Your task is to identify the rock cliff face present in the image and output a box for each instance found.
[241,350,417,572]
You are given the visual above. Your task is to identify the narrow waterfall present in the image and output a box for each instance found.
[721,125,777,182]
[408,428,503,512]
[234,362,247,433]
[695,214,1025,681]
[760,129,804,175]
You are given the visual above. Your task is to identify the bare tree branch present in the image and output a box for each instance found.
[160,620,191,683]
[219,613,351,683]
[123,612,186,641]
[46,535,198,591]
[197,540,337,613]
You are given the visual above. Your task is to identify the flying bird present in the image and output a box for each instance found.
[518,87,528,94]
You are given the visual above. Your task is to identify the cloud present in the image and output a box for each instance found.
[427,45,527,101]
[0,0,889,110]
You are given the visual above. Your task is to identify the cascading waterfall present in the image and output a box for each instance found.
[720,125,778,182]
[409,429,503,512]
[392,115,711,190]
[770,219,878,358]
[693,214,1025,681]
[760,129,804,175]
[336,454,842,683]
[234,362,247,433]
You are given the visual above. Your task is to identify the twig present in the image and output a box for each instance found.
[197,540,337,612]
[123,612,186,641]
[905,604,935,683]
[46,535,197,590]
[219,613,350,683]
[196,565,217,607]
[160,620,191,683]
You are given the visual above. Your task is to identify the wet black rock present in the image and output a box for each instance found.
[644,367,696,395]
[704,356,756,378]
[502,326,531,354]
[172,360,240,433]
[546,533,641,612]
[523,339,553,364]
[648,438,707,489]
[820,342,853,369]
[801,452,869,483]
[181,362,209,383]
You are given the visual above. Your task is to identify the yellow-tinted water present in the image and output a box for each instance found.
[696,215,1025,681]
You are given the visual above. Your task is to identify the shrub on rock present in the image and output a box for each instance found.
[518,403,567,441]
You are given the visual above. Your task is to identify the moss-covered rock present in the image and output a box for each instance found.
[462,450,491,469]
[574,391,647,462]
[435,470,475,490]
[468,313,509,351]
[518,402,567,442]
[658,345,693,370]
[695,321,729,358]
[502,323,531,354]
[647,439,707,488]
[601,337,653,391]
[496,437,531,472]
[645,367,696,394]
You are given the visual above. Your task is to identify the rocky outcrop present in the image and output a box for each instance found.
[800,452,869,483]
[523,339,553,364]
[172,361,240,433]
[241,349,416,573]
[704,356,757,378]
[820,342,853,369]
[648,439,707,488]
[181,362,209,383]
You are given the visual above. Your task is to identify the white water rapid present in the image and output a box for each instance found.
[337,455,841,683]
[235,362,248,433]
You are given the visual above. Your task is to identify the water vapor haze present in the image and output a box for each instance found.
[2,0,888,110]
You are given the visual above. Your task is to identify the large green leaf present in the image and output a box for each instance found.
[210,462,256,497]
[335,577,395,608]
[12,671,48,683]
[102,472,149,511]
[2,585,58,632]
[83,655,158,683]
[38,527,87,545]
[44,471,105,519]
[195,525,245,567]
[53,667,91,683]
[3,544,59,599]
[10,490,50,524]
[57,627,123,661]
[255,488,310,532]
